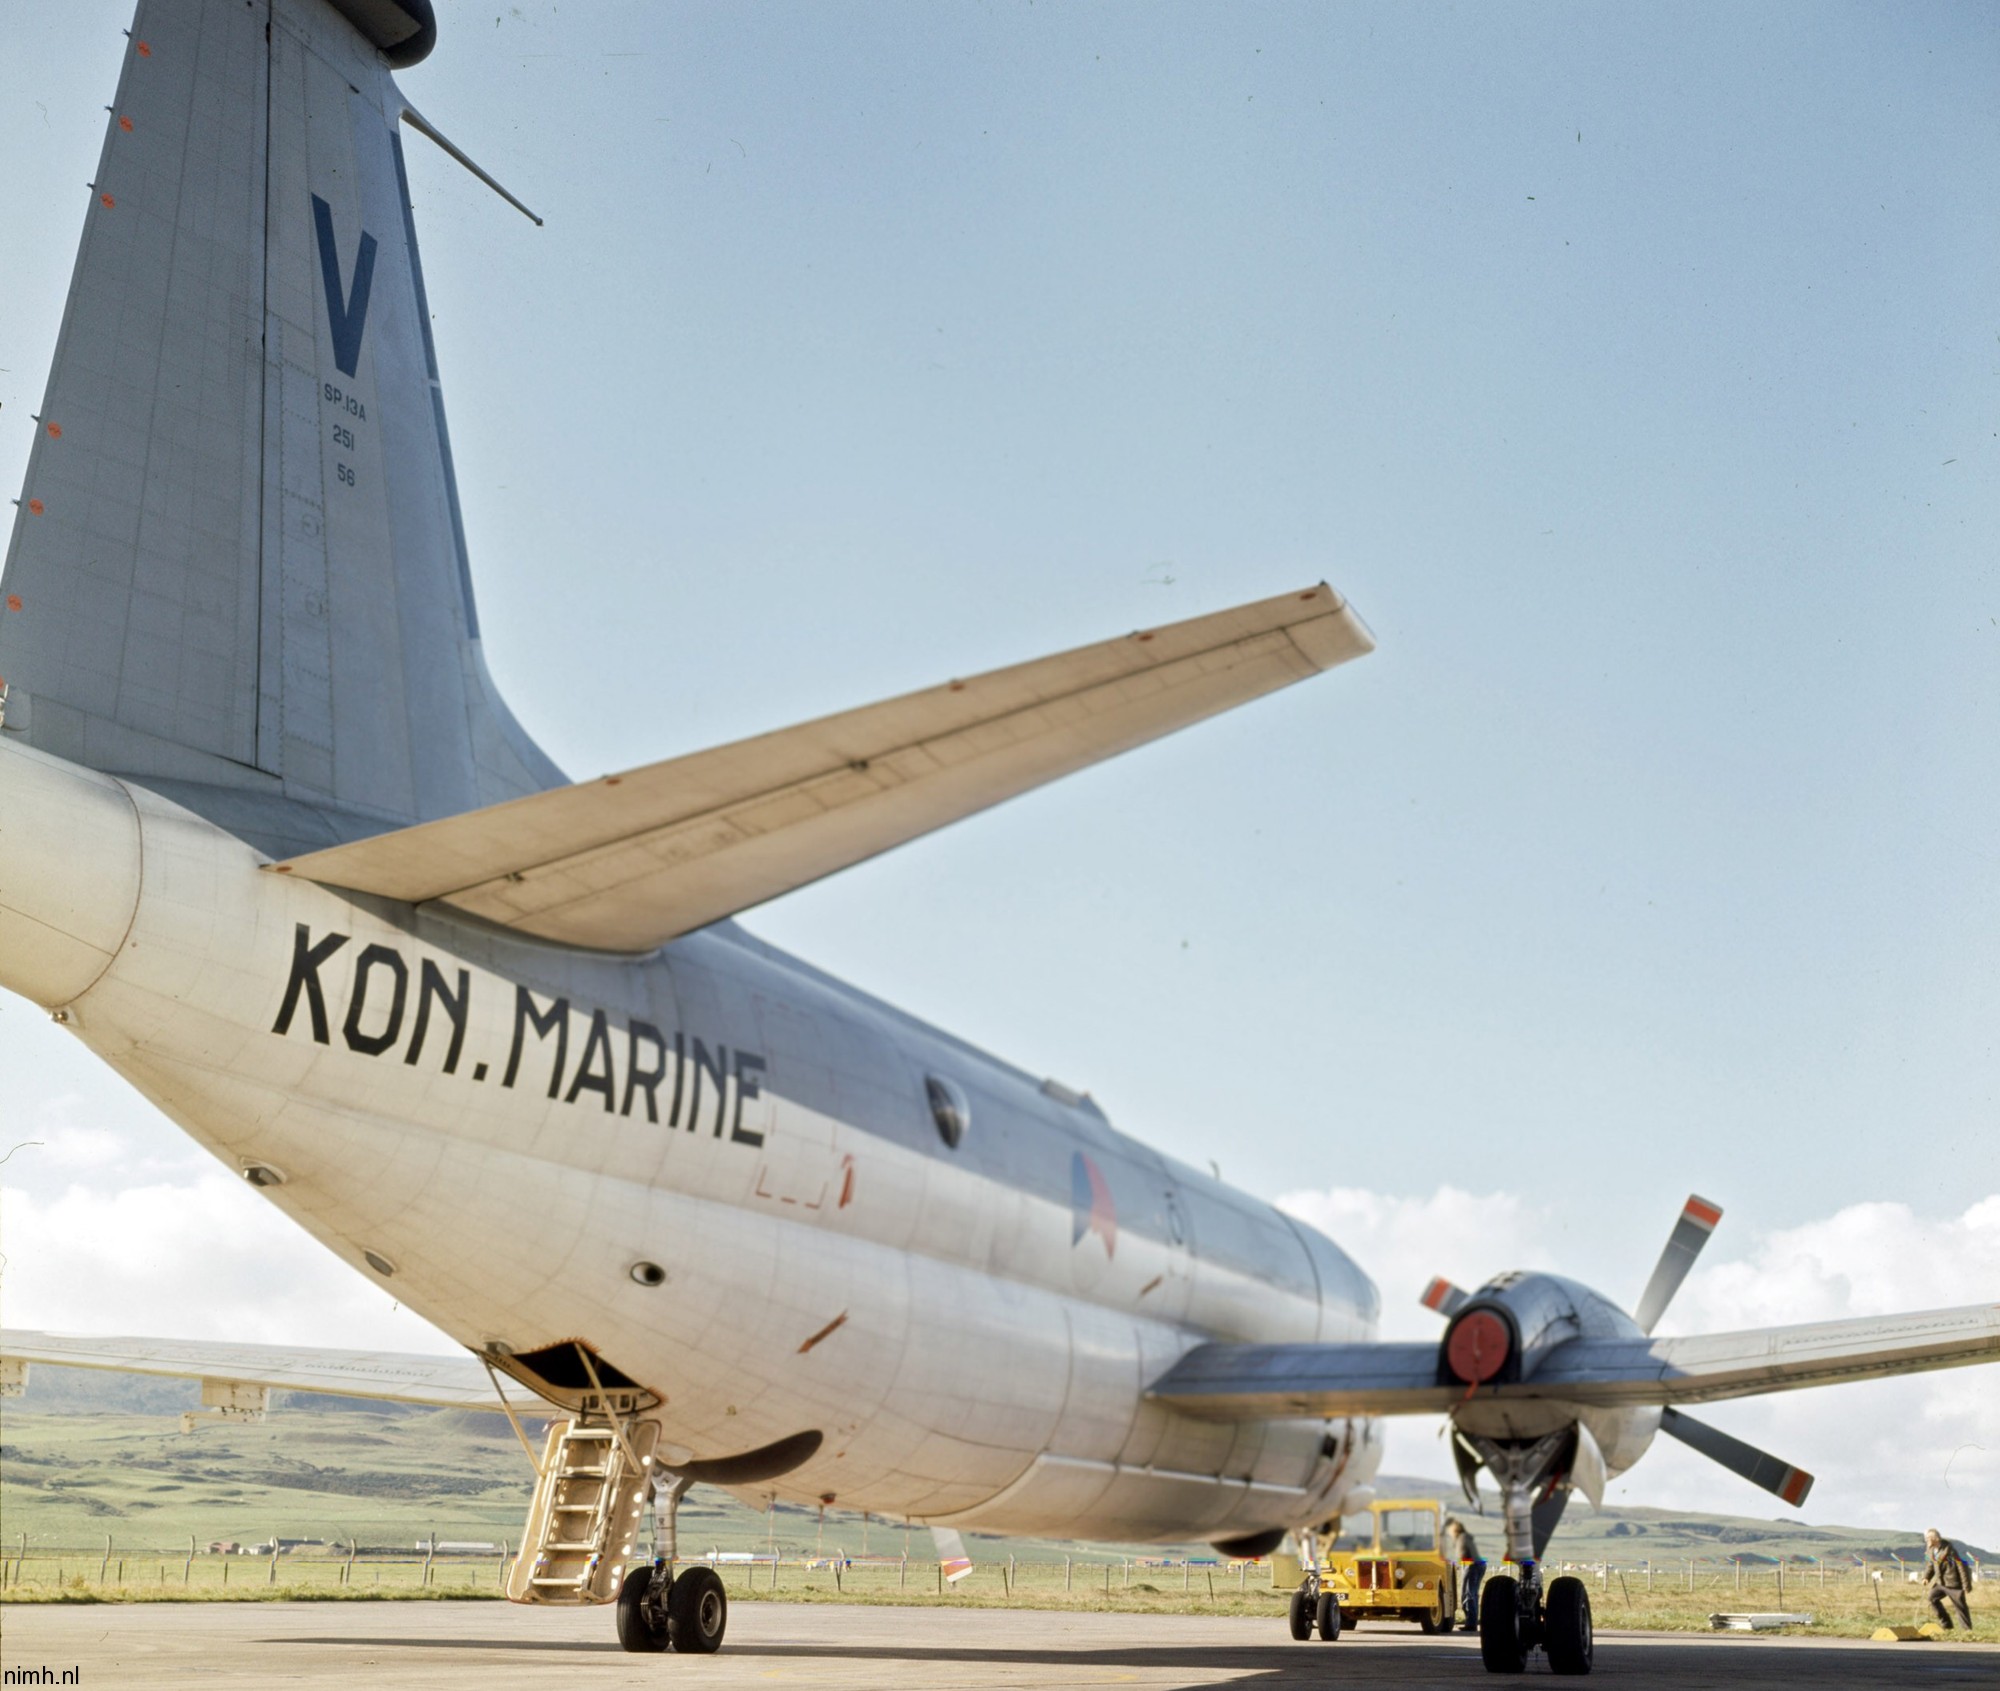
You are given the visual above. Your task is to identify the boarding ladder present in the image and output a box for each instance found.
[505,1412,660,1605]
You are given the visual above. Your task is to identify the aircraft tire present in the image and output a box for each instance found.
[615,1563,669,1653]
[1544,1576,1593,1675]
[1287,1586,1314,1640]
[668,1565,728,1654]
[1479,1574,1526,1673]
[1316,1592,1343,1641]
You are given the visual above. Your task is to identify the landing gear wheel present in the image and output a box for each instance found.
[615,1563,669,1653]
[1316,1592,1343,1640]
[1288,1585,1314,1640]
[1479,1573,1526,1673]
[1544,1575,1593,1675]
[668,1564,728,1654]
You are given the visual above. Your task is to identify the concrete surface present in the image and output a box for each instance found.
[2,1600,1995,1688]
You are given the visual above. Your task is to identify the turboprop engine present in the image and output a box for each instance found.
[1420,1196,1812,1567]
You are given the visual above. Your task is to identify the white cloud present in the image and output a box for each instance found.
[1276,1183,1559,1340]
[0,1173,451,1351]
[1277,1182,2000,1540]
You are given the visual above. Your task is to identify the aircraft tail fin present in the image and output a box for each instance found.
[0,0,559,826]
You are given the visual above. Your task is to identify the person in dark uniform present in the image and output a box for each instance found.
[1922,1528,1974,1631]
[1445,1516,1485,1631]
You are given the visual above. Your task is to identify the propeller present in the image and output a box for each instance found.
[1419,1276,1469,1318]
[1419,1193,1818,1521]
[1661,1408,1815,1507]
[1633,1194,1723,1334]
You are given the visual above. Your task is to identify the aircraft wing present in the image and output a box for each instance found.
[270,584,1373,952]
[0,1328,502,1410]
[1149,1302,2000,1420]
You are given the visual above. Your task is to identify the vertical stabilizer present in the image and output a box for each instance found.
[1,0,560,833]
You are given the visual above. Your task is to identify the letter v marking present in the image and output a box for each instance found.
[311,193,378,379]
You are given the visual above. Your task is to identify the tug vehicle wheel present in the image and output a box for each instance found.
[668,1565,729,1654]
[1479,1574,1526,1674]
[1544,1575,1593,1675]
[615,1563,669,1653]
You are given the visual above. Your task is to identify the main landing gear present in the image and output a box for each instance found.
[615,1473,728,1654]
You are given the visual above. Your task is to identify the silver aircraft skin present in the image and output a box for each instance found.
[2,0,1997,1668]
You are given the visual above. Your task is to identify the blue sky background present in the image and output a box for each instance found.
[2,2,1995,1532]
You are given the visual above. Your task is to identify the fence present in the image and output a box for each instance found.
[0,1542,1975,1633]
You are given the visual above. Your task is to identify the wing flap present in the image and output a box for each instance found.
[0,1329,501,1410]
[271,585,1373,951]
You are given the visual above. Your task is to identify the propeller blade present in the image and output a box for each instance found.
[1633,1194,1723,1334]
[1660,1407,1814,1507]
[1420,1277,1469,1318]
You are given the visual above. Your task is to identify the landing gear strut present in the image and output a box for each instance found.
[615,1472,728,1654]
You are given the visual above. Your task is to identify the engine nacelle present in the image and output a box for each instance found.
[1437,1271,1602,1388]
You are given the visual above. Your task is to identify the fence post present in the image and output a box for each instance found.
[222,1559,229,1586]
[1183,1560,1190,1593]
[1065,1556,1072,1592]
[1206,1569,1215,1603]
[1777,1562,1784,1604]
[424,1533,437,1588]
[1124,1558,1130,1589]
[1105,1562,1111,1595]
[100,1534,111,1582]
[1686,1559,1692,1593]
[268,1544,278,1585]
[1008,1554,1015,1598]
[900,1552,907,1591]
[185,1536,195,1586]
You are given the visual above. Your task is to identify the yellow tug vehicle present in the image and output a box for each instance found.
[1287,1498,1458,1642]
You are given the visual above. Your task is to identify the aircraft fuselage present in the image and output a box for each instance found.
[0,734,1381,1542]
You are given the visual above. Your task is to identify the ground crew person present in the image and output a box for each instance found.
[1444,1516,1485,1631]
[1922,1528,1974,1631]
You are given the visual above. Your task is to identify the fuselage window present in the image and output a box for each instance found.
[926,1075,970,1149]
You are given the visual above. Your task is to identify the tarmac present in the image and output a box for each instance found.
[2,1600,1995,1688]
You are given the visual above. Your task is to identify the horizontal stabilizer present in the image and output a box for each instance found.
[1149,1301,2000,1420]
[0,1329,499,1411]
[272,585,1374,950]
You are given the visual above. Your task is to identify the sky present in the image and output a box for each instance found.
[1,1,1996,1538]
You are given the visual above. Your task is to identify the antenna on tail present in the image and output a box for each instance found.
[401,106,544,226]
